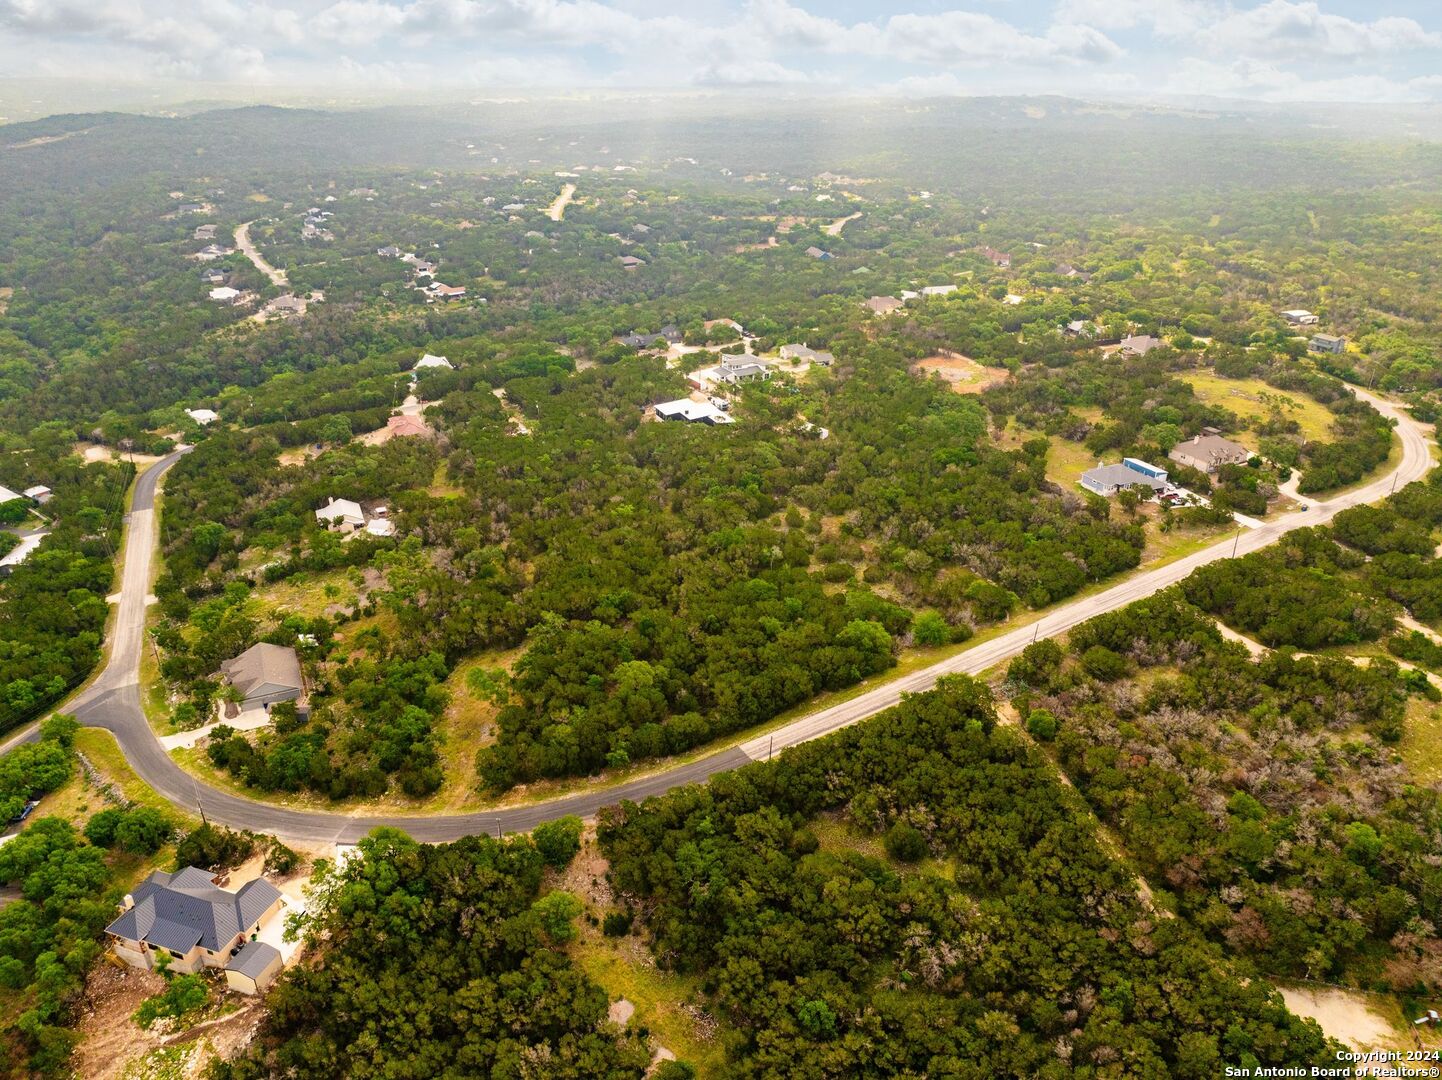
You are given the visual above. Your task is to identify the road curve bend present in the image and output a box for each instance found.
[47,388,1439,843]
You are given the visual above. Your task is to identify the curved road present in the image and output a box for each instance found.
[36,389,1439,842]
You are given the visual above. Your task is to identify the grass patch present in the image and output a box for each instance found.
[75,729,197,825]
[1400,696,1442,784]
[1181,371,1335,444]
[571,931,724,1074]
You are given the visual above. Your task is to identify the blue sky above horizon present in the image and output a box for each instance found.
[2,0,1441,104]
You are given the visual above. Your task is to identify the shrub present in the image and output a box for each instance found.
[532,815,584,869]
[134,974,209,1029]
[912,610,950,647]
[114,807,172,854]
[602,910,633,937]
[531,891,583,942]
[1026,708,1059,741]
[883,822,927,863]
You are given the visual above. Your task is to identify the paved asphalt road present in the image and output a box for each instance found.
[19,387,1435,843]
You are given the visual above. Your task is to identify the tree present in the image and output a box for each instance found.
[531,891,583,943]
[532,815,583,869]
[883,822,927,862]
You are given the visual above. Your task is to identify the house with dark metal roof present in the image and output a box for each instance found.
[106,868,285,982]
[219,643,304,711]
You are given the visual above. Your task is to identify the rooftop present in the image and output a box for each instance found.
[106,868,282,955]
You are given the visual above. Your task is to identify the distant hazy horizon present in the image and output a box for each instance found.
[1,0,1441,118]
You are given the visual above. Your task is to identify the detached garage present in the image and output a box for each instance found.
[225,940,283,995]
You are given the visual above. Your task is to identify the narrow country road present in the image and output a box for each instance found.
[28,388,1436,843]
[234,221,287,287]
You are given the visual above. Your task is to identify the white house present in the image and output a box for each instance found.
[654,399,733,425]
[412,353,453,372]
[209,286,241,304]
[920,284,957,297]
[1281,309,1319,326]
[315,497,365,532]
[186,408,219,425]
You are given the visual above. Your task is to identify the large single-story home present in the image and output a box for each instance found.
[619,325,682,349]
[386,415,430,438]
[779,343,835,366]
[713,358,772,385]
[186,408,219,426]
[654,399,733,425]
[219,643,304,712]
[412,353,453,372]
[1080,458,1170,497]
[23,486,50,504]
[0,532,46,577]
[1118,335,1165,357]
[209,286,241,304]
[1170,434,1250,474]
[315,497,366,532]
[106,868,285,992]
[920,284,957,297]
[1310,333,1346,354]
[865,296,904,315]
[1282,309,1319,326]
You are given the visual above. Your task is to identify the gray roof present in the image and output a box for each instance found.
[1170,434,1249,466]
[220,643,302,699]
[1119,334,1165,356]
[1082,464,1168,492]
[107,869,282,953]
[229,940,281,979]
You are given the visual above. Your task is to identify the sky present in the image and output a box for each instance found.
[1,0,1441,105]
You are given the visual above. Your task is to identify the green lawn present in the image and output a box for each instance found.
[1181,371,1335,444]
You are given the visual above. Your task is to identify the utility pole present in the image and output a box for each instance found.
[767,735,773,761]
[1232,529,1241,557]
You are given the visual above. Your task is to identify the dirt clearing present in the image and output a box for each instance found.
[1277,985,1393,1051]
[911,353,1010,395]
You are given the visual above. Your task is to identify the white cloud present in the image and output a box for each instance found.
[1202,1,1440,58]
[1162,56,1440,103]
[1052,0,1216,35]
[746,0,1124,66]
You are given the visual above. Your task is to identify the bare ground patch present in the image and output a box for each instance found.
[910,353,1011,395]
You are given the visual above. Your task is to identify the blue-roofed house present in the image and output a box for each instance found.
[105,868,285,982]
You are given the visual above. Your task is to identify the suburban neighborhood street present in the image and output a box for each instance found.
[47,388,1435,843]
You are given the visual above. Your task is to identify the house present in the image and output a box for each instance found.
[0,533,45,577]
[1080,458,1170,498]
[186,408,219,426]
[365,518,396,538]
[920,285,957,297]
[386,414,430,438]
[804,246,833,260]
[412,353,453,372]
[1310,333,1346,354]
[714,358,772,384]
[865,296,904,315]
[22,486,50,504]
[1062,320,1092,337]
[196,244,232,261]
[1118,335,1165,357]
[193,224,218,241]
[899,290,919,301]
[0,484,23,504]
[267,295,306,315]
[980,246,1011,268]
[200,267,227,285]
[1055,263,1093,282]
[220,643,305,711]
[208,287,241,304]
[1282,309,1319,326]
[316,497,365,532]
[429,283,467,301]
[376,245,403,258]
[105,867,285,991]
[1003,294,1025,306]
[411,261,437,277]
[619,325,682,349]
[779,343,835,366]
[225,941,283,995]
[618,255,645,268]
[1170,434,1251,474]
[654,398,734,425]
